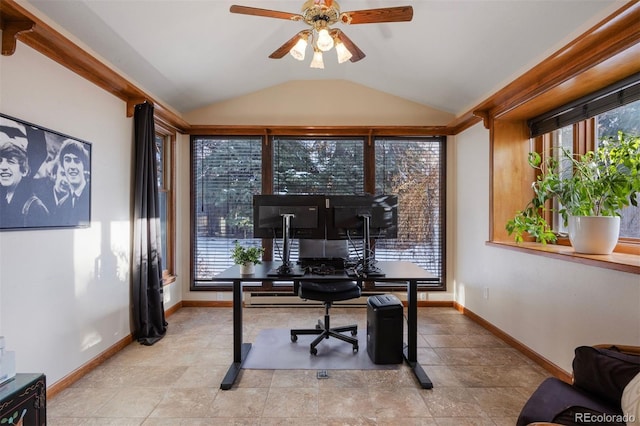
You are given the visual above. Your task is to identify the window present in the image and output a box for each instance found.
[595,100,640,239]
[154,131,175,283]
[191,133,446,290]
[192,137,262,287]
[374,137,446,285]
[539,100,640,244]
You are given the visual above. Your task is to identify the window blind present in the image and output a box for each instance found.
[192,137,262,285]
[528,72,640,138]
[272,137,364,195]
[374,137,446,286]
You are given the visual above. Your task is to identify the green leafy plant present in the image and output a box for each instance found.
[230,241,264,265]
[506,131,640,244]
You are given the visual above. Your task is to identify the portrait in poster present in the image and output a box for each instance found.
[0,113,92,230]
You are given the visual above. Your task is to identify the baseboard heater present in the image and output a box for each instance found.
[245,292,386,307]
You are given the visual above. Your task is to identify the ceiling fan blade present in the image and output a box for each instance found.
[341,6,413,24]
[269,31,308,59]
[333,30,366,63]
[230,5,302,21]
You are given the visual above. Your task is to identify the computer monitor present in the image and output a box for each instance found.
[253,194,326,276]
[253,194,326,240]
[369,194,399,239]
[325,194,398,277]
[325,194,398,240]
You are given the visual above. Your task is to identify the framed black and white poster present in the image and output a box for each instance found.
[0,113,92,230]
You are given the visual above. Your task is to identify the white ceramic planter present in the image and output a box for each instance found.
[568,216,620,255]
[239,262,255,275]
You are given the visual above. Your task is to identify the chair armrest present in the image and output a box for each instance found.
[594,344,640,355]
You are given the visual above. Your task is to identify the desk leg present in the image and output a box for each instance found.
[403,279,433,389]
[220,279,251,390]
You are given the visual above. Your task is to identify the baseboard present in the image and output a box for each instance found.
[165,301,182,317]
[182,300,232,307]
[47,334,133,399]
[47,302,184,399]
[453,301,571,383]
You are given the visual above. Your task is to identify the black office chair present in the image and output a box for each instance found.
[290,239,361,355]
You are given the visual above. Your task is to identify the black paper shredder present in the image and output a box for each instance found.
[366,294,404,364]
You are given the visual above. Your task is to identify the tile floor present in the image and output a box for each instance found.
[47,306,550,425]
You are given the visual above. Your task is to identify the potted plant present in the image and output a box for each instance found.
[506,131,640,254]
[231,241,265,275]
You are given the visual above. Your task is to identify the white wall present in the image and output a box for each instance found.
[185,80,455,126]
[453,123,640,372]
[0,42,136,385]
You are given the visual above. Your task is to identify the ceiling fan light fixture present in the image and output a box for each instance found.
[310,49,324,69]
[335,40,352,63]
[231,2,414,66]
[316,28,334,52]
[289,36,308,61]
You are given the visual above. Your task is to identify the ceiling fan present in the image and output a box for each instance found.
[229,0,413,68]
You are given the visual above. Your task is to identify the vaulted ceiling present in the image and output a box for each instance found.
[24,0,625,118]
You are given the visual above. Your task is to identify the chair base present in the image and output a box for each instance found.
[291,309,359,355]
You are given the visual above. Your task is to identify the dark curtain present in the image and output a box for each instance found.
[132,102,167,345]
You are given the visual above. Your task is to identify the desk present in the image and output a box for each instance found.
[211,260,437,390]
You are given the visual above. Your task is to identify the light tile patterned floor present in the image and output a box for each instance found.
[47,306,549,425]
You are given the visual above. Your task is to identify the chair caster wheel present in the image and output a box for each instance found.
[310,347,318,355]
[291,334,298,342]
[351,330,357,336]
[353,346,359,353]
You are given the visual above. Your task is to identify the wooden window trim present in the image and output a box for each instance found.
[155,125,176,285]
[493,112,640,274]
[489,117,640,274]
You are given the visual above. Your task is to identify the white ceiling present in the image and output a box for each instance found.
[27,0,624,117]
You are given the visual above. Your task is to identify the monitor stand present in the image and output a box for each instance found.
[267,213,307,277]
[358,214,385,278]
[267,262,306,277]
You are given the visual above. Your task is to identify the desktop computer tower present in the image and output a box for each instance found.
[366,294,404,364]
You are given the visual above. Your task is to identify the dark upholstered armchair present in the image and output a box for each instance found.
[517,344,640,426]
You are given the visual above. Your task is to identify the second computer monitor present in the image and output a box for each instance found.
[326,194,398,240]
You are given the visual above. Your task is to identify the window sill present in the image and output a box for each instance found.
[162,274,177,286]
[487,241,640,274]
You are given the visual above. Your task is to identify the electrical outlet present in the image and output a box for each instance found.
[483,287,489,300]
[419,292,426,301]
[217,292,224,301]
